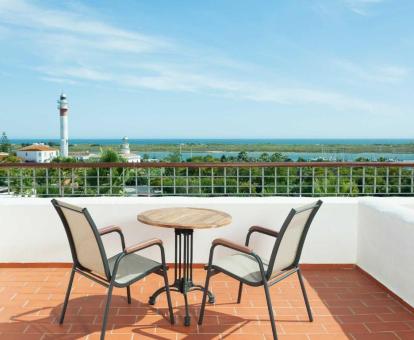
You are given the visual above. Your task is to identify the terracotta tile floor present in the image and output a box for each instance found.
[0,268,413,339]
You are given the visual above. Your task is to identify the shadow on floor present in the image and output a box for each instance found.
[4,294,247,339]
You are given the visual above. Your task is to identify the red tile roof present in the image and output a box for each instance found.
[18,144,57,152]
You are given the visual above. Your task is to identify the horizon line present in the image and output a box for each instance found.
[8,137,414,140]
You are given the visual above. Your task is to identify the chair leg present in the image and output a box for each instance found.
[101,283,114,340]
[263,282,278,340]
[126,286,131,304]
[297,269,313,322]
[162,268,175,324]
[198,269,212,325]
[59,267,75,324]
[237,282,243,303]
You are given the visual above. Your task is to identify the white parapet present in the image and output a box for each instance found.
[0,197,358,264]
[358,197,414,308]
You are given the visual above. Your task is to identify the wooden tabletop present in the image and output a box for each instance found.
[137,207,232,230]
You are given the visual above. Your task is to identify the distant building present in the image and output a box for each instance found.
[120,137,141,163]
[16,144,58,163]
[71,151,99,162]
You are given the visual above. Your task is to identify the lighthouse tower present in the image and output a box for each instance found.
[121,136,131,155]
[57,93,69,158]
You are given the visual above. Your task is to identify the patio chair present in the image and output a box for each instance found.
[51,199,174,340]
[198,200,322,340]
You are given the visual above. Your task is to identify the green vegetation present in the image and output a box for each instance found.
[99,149,125,163]
[0,155,20,163]
[8,141,414,155]
[0,132,11,153]
[51,156,77,163]
[0,163,411,197]
[126,142,414,153]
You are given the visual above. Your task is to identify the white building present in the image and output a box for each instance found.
[16,144,58,163]
[71,151,99,162]
[120,137,141,163]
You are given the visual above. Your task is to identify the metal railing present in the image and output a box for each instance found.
[0,162,413,197]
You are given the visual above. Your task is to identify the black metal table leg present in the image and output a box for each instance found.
[183,292,190,326]
[189,284,215,303]
[148,285,179,305]
[148,228,216,326]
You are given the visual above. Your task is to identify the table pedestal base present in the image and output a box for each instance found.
[149,279,215,326]
[148,228,215,326]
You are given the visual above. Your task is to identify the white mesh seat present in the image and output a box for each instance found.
[213,253,269,284]
[108,253,161,285]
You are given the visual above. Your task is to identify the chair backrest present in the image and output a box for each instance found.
[51,199,110,280]
[267,200,322,279]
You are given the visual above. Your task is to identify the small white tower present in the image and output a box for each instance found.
[121,136,130,155]
[57,93,69,158]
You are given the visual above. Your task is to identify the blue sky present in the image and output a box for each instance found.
[0,0,413,139]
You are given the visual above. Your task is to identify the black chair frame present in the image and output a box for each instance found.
[51,199,175,340]
[198,200,323,340]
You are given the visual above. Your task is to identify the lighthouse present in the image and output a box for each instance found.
[58,93,69,158]
[121,136,131,155]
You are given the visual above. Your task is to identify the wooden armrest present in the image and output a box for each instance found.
[249,225,279,237]
[212,238,253,254]
[125,238,163,254]
[99,225,123,236]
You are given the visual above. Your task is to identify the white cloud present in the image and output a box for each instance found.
[40,76,79,85]
[334,59,409,83]
[343,0,385,16]
[39,63,391,114]
[0,0,399,116]
[38,66,111,82]
[0,0,170,54]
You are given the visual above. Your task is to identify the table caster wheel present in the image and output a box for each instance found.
[148,296,156,305]
[184,316,191,326]
[208,296,215,304]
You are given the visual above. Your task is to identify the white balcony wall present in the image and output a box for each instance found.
[358,198,414,308]
[0,197,358,264]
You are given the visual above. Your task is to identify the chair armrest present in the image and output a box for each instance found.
[212,238,253,255]
[99,225,126,250]
[99,225,123,236]
[125,238,163,254]
[249,225,279,238]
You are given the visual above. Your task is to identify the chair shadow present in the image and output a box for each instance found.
[132,301,249,340]
[4,294,248,339]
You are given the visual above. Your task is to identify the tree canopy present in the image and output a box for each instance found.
[0,132,11,153]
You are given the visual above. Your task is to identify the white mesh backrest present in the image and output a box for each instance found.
[60,205,106,276]
[272,208,313,275]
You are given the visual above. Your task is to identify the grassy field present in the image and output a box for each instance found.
[10,142,414,156]
[63,142,414,154]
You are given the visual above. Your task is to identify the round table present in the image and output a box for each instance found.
[137,207,232,326]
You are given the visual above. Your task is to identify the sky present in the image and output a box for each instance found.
[0,0,413,139]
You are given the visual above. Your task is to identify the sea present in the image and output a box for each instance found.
[10,138,414,162]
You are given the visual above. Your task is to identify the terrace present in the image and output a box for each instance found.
[1,163,414,339]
